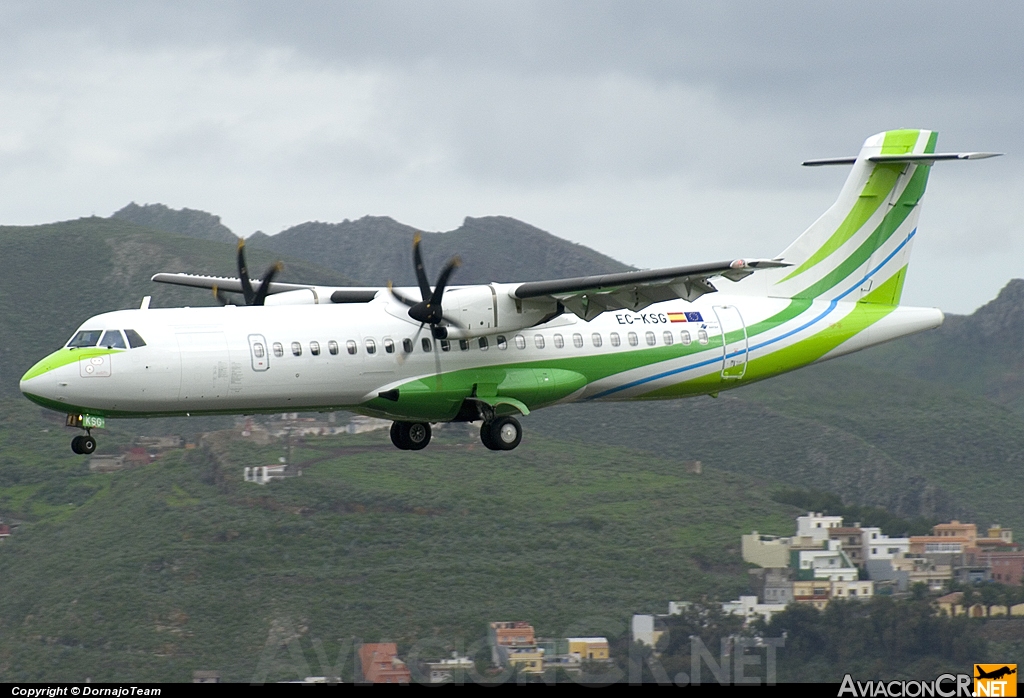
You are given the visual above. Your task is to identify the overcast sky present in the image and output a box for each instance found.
[1,1,1021,312]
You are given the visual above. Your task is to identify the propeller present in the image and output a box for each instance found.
[389,233,462,338]
[213,238,284,306]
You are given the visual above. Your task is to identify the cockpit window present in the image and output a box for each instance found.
[68,330,102,348]
[99,330,127,349]
[124,329,147,348]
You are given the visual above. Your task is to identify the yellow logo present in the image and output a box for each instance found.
[975,664,1017,697]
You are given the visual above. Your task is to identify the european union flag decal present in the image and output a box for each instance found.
[685,312,703,322]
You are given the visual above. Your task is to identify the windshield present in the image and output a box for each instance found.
[99,330,127,349]
[67,330,102,348]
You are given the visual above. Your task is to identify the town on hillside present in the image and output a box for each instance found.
[632,511,1024,647]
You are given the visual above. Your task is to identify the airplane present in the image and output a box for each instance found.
[19,129,1000,455]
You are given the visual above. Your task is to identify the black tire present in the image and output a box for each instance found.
[491,417,522,450]
[406,422,431,450]
[80,435,97,455]
[480,421,499,450]
[71,436,83,454]
[390,422,410,450]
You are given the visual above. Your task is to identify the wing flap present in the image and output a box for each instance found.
[151,273,380,303]
[513,259,787,320]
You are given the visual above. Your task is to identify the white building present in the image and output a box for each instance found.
[721,596,788,623]
[797,512,845,542]
[795,540,859,582]
[862,527,911,560]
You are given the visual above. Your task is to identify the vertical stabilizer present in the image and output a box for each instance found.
[766,129,937,304]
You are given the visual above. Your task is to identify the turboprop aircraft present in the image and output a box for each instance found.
[20,129,1000,454]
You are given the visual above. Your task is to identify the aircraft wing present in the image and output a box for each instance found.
[512,259,788,321]
[150,273,380,303]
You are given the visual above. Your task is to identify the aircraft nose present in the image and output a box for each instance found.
[20,350,69,406]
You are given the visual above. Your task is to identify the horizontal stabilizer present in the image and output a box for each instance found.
[804,152,1002,166]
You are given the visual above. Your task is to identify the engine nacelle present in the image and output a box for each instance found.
[264,288,323,306]
[439,284,559,338]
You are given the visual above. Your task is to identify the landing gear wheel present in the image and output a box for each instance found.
[406,422,431,450]
[390,422,432,450]
[480,421,497,450]
[71,434,96,455]
[390,422,410,450]
[481,417,522,451]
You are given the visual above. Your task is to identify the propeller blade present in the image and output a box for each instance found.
[212,285,231,306]
[236,238,255,305]
[412,233,432,301]
[252,262,284,306]
[388,282,419,308]
[430,256,461,308]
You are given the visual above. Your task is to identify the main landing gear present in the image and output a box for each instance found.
[480,416,522,451]
[390,421,432,450]
[388,416,524,451]
[71,433,97,455]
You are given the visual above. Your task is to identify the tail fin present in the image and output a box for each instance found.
[768,129,938,304]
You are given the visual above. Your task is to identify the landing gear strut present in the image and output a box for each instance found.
[71,433,97,455]
[390,421,432,450]
[480,416,522,451]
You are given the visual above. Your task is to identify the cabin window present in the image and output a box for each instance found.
[663,331,674,346]
[680,330,691,345]
[610,332,621,347]
[253,343,265,358]
[534,334,545,349]
[515,334,526,350]
[124,329,147,348]
[478,337,489,351]
[591,333,603,348]
[100,330,127,349]
[310,341,321,355]
[628,332,638,347]
[645,331,656,346]
[572,333,583,348]
[440,339,451,352]
[68,330,103,348]
[553,334,564,349]
[497,335,508,350]
[328,340,339,355]
[460,339,469,351]
[346,340,358,355]
[698,329,709,345]
[384,338,395,354]
[421,337,432,352]
[365,339,377,355]
[402,338,413,353]
[272,342,284,357]
[291,341,302,356]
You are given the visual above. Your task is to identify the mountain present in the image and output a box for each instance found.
[111,203,237,244]
[844,279,1024,415]
[247,215,634,285]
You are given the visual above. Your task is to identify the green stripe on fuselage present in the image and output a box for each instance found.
[640,271,905,399]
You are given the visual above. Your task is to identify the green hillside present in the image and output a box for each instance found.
[534,357,1024,533]
[0,217,353,397]
[0,403,794,682]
